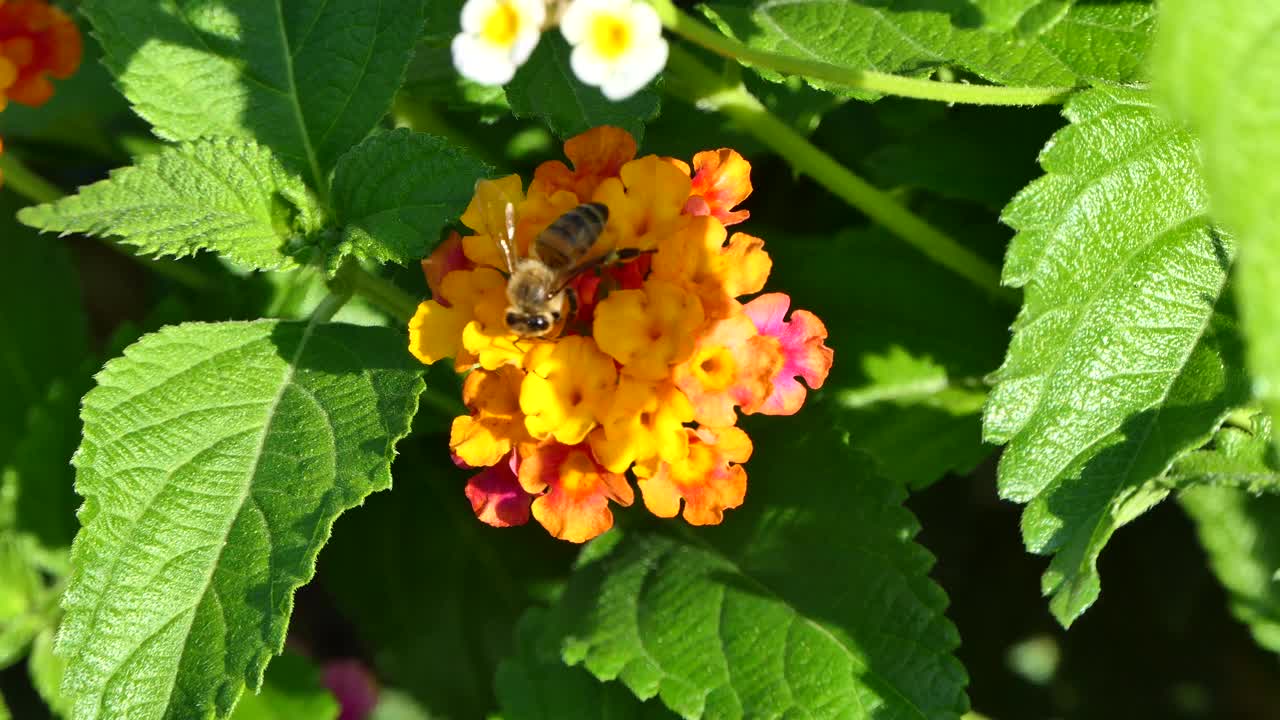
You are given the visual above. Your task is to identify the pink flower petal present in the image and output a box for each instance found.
[464,453,533,527]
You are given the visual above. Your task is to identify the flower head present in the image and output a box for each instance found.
[452,0,545,85]
[408,127,831,542]
[560,0,667,100]
[0,0,82,110]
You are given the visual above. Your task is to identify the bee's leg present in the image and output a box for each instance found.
[565,287,579,322]
[612,247,657,262]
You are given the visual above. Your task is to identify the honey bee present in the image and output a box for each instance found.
[493,199,610,338]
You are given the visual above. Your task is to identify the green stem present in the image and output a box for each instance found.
[2,152,220,292]
[308,290,351,324]
[666,46,1014,303]
[343,265,422,325]
[0,152,63,204]
[652,0,1073,106]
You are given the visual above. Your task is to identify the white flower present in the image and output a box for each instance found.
[560,0,668,101]
[452,0,547,86]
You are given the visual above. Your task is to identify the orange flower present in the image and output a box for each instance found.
[450,365,530,467]
[651,216,771,318]
[0,0,81,109]
[530,125,636,201]
[685,149,752,227]
[407,125,831,541]
[672,309,782,427]
[421,231,472,306]
[518,441,633,542]
[636,425,751,525]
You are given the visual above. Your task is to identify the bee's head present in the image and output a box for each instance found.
[505,308,558,338]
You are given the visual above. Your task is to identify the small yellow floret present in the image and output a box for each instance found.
[588,13,631,59]
[481,2,522,46]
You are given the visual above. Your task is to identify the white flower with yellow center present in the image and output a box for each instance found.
[452,0,547,85]
[560,0,668,101]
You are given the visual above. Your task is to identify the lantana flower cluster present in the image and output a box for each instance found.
[409,126,833,543]
[0,0,82,184]
[452,0,666,100]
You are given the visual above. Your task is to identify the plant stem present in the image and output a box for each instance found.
[308,290,351,324]
[651,0,1073,106]
[665,46,1015,303]
[343,265,422,325]
[0,152,63,203]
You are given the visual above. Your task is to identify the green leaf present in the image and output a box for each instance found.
[497,609,677,720]
[765,226,1011,489]
[1153,1,1280,455]
[1166,416,1280,495]
[0,535,54,670]
[0,689,9,720]
[0,196,88,471]
[543,424,969,719]
[332,129,489,267]
[83,0,427,189]
[505,35,660,144]
[18,138,324,271]
[702,0,1154,96]
[1181,486,1280,655]
[58,319,424,720]
[29,628,69,718]
[321,445,577,719]
[984,86,1247,627]
[229,653,339,720]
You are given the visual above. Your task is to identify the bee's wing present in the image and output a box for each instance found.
[473,179,521,273]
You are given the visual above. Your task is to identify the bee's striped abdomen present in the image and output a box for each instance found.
[534,202,608,270]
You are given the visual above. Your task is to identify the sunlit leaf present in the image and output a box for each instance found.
[58,320,424,720]
[985,86,1247,627]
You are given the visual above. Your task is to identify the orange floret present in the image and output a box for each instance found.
[672,309,782,427]
[519,441,634,543]
[636,425,752,525]
[450,365,531,468]
[686,149,752,227]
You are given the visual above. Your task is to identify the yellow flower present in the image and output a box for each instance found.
[592,278,704,380]
[520,336,618,444]
[588,377,693,473]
